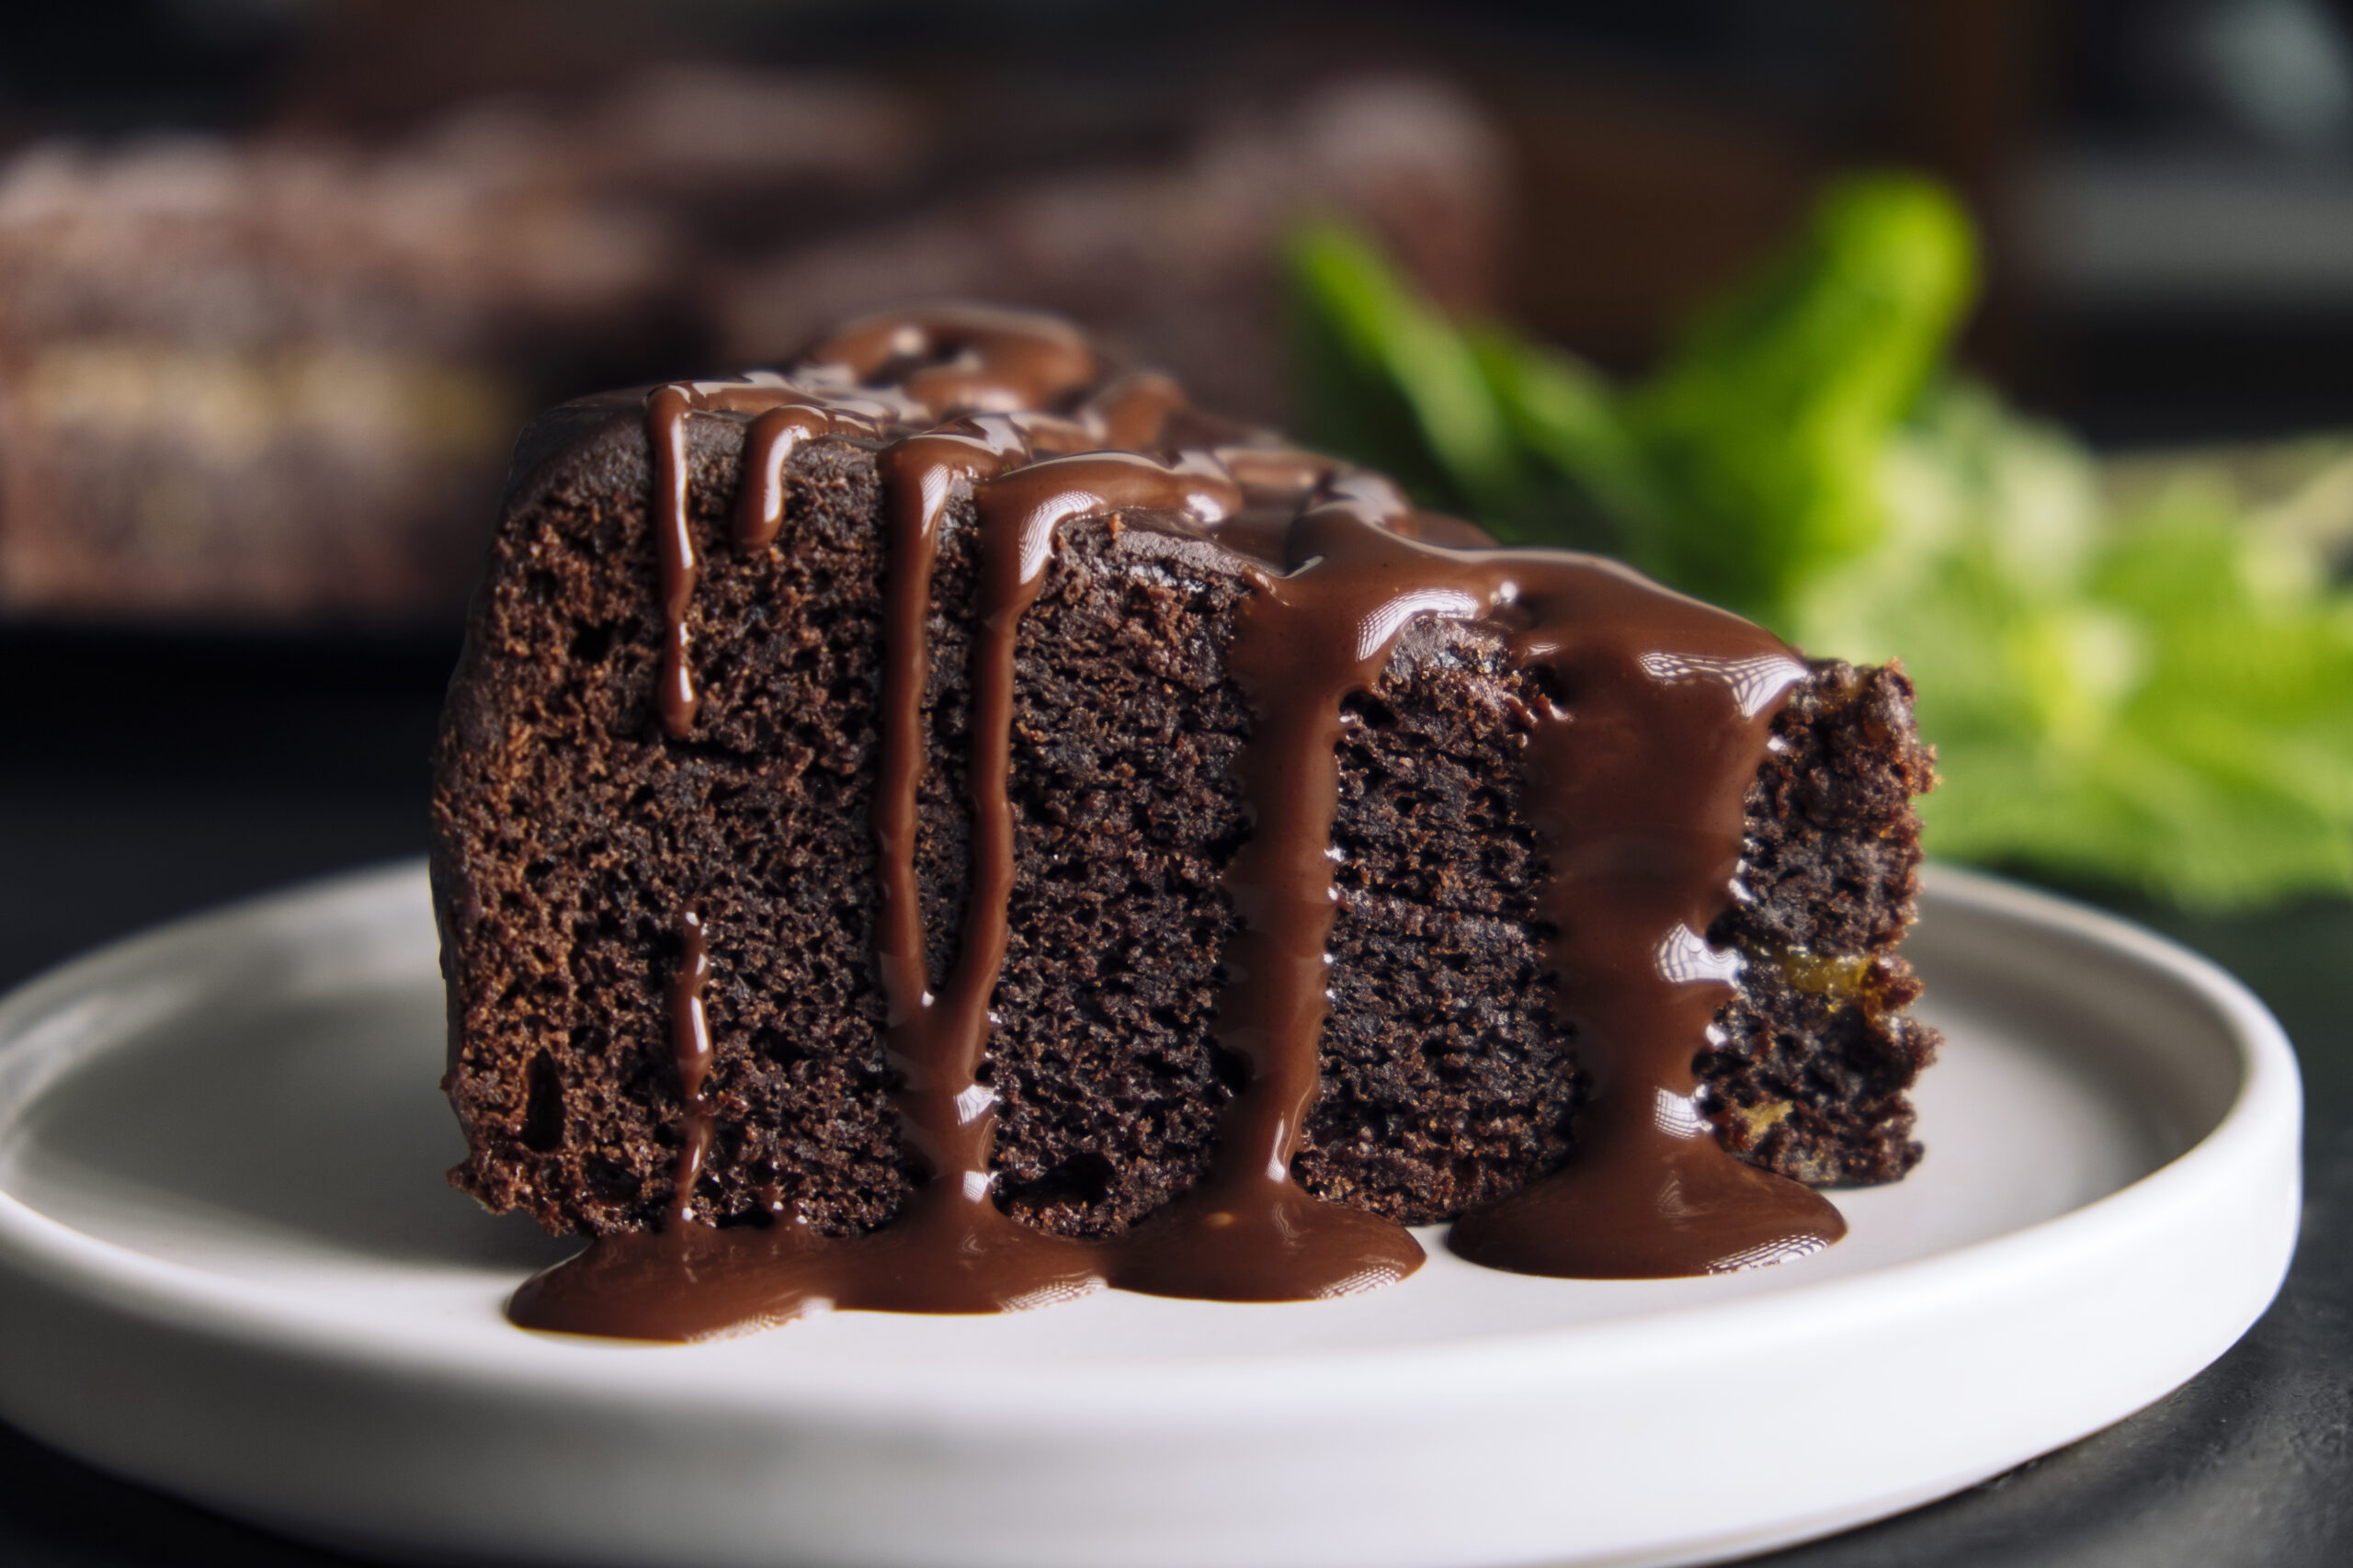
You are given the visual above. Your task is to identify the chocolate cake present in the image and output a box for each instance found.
[431,306,1938,1339]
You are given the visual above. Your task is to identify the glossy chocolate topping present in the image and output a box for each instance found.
[506,304,1843,1341]
[664,909,713,1231]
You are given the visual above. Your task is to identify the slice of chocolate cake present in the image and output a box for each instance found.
[431,306,1938,1339]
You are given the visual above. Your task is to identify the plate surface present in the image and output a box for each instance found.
[0,863,2301,1568]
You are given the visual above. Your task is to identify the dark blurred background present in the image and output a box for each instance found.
[6,0,2353,634]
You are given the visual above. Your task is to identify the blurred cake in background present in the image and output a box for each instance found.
[0,70,1503,629]
[0,66,911,627]
[0,133,642,622]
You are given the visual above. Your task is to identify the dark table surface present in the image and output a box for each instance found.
[1,627,2347,1568]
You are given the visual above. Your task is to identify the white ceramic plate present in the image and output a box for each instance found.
[0,863,2300,1568]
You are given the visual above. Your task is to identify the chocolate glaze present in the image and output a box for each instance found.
[1448,580,1844,1277]
[735,401,887,551]
[644,383,703,739]
[506,305,1843,1341]
[665,910,713,1230]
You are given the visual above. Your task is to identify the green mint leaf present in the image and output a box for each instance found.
[1284,222,1524,522]
[1626,174,1977,623]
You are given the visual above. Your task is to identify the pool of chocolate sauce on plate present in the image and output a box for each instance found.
[506,306,1843,1341]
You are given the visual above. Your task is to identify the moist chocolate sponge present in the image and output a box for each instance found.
[432,405,1939,1239]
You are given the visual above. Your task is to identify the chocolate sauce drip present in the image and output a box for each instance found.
[644,384,703,739]
[1452,574,1845,1276]
[1084,370,1188,450]
[512,307,1843,1342]
[808,304,1098,415]
[835,420,1111,1312]
[735,402,886,551]
[644,375,905,734]
[1108,482,1438,1301]
[665,910,713,1229]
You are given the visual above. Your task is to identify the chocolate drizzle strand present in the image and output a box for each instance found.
[506,306,1846,1342]
[665,910,713,1229]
